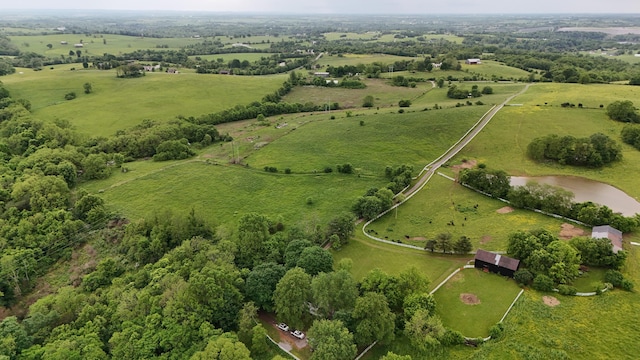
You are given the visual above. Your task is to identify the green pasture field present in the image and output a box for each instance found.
[316,53,418,68]
[2,65,286,137]
[80,161,385,230]
[7,33,202,56]
[368,174,573,251]
[582,51,640,64]
[246,106,488,175]
[332,235,469,288]
[189,53,271,62]
[412,83,526,109]
[453,83,640,198]
[433,269,522,338]
[284,78,428,108]
[374,33,465,44]
[323,32,379,41]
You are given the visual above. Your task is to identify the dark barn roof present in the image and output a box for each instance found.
[475,249,520,271]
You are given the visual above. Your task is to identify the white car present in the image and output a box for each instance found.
[290,330,305,339]
[277,323,289,332]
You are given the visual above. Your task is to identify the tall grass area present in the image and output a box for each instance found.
[369,175,572,251]
[2,66,285,136]
[82,161,385,229]
[247,106,488,175]
[433,269,521,338]
[454,83,640,198]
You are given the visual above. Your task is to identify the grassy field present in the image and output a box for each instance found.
[316,53,418,68]
[2,65,286,136]
[571,267,607,292]
[433,269,522,338]
[246,106,488,175]
[7,33,203,56]
[332,235,469,288]
[369,174,573,251]
[80,160,384,229]
[189,53,271,62]
[454,83,640,199]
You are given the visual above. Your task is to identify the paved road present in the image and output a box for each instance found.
[403,84,531,199]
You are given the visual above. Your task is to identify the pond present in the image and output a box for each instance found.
[510,176,640,217]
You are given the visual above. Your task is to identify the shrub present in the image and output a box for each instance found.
[398,99,412,107]
[620,279,634,291]
[557,284,577,296]
[398,109,404,114]
[440,328,465,346]
[481,86,493,94]
[323,167,333,173]
[64,92,76,100]
[532,274,555,292]
[284,168,291,174]
[489,323,505,339]
[514,269,534,286]
[604,270,624,287]
[336,163,354,174]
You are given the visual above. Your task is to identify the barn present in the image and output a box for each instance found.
[474,249,520,278]
[591,225,623,253]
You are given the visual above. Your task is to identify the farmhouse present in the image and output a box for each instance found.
[474,249,520,277]
[465,58,481,65]
[591,225,623,253]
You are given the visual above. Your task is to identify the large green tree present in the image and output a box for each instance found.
[307,319,357,360]
[311,270,358,319]
[297,246,333,276]
[245,262,285,312]
[353,292,395,347]
[273,267,312,329]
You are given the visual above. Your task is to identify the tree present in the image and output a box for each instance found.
[424,239,436,252]
[237,302,258,348]
[46,43,52,49]
[82,153,110,179]
[481,86,493,94]
[326,213,355,244]
[398,99,411,107]
[284,239,312,269]
[273,267,312,330]
[404,310,445,352]
[83,82,92,94]
[246,263,285,312]
[191,333,251,360]
[353,292,395,346]
[606,100,640,123]
[250,324,269,358]
[236,213,271,268]
[311,270,358,319]
[307,320,357,360]
[403,293,436,320]
[436,233,453,254]
[381,352,412,360]
[297,246,333,276]
[453,236,473,254]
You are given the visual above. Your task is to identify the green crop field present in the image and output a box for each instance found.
[368,174,572,251]
[7,33,203,56]
[2,65,286,137]
[246,106,488,175]
[433,269,522,338]
[323,32,379,41]
[332,235,469,288]
[454,83,640,198]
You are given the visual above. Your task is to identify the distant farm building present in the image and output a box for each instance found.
[166,68,178,74]
[474,249,520,278]
[465,58,481,65]
[432,62,442,68]
[591,225,623,253]
[314,72,330,77]
[60,41,68,45]
[74,43,84,48]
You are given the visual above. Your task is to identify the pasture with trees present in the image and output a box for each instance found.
[2,11,640,360]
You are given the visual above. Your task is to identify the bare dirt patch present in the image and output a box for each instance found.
[412,236,426,241]
[480,235,492,244]
[451,159,477,173]
[496,206,514,214]
[559,223,585,240]
[543,296,560,307]
[460,293,481,305]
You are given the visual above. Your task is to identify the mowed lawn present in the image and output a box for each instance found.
[433,269,522,338]
[246,106,489,175]
[2,65,286,136]
[80,161,386,229]
[369,174,573,251]
[332,235,469,289]
[454,83,640,199]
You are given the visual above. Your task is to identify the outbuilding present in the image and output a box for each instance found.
[474,249,520,277]
[591,225,623,253]
[465,58,481,65]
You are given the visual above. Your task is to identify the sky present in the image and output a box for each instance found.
[1,0,640,14]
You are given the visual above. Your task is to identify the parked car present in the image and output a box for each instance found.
[290,330,305,339]
[276,323,289,332]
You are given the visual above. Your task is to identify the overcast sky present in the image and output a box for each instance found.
[1,0,640,14]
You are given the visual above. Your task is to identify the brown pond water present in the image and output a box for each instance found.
[510,176,640,217]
